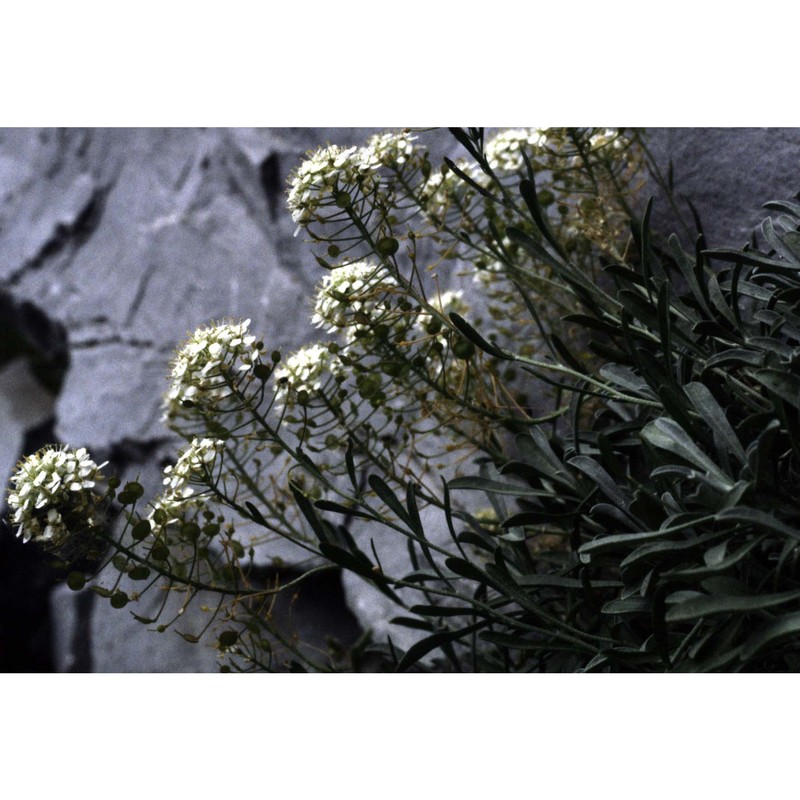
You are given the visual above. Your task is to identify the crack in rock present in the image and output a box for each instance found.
[259,152,281,222]
[69,335,157,350]
[4,184,108,287]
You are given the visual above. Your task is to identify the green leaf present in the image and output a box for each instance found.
[407,605,476,618]
[505,225,564,274]
[368,475,412,527]
[667,234,712,318]
[390,616,435,632]
[567,455,631,511]
[513,427,578,492]
[516,574,622,590]
[761,216,800,263]
[683,382,746,463]
[448,313,511,360]
[405,482,424,536]
[314,499,376,521]
[478,632,558,651]
[620,532,722,573]
[518,178,568,260]
[443,156,494,199]
[703,349,764,370]
[763,199,800,219]
[715,507,800,541]
[446,128,482,160]
[443,557,488,584]
[447,476,551,498]
[395,621,485,672]
[345,439,358,490]
[666,588,800,623]
[704,247,792,270]
[580,513,715,558]
[664,536,766,581]
[601,597,650,615]
[740,612,800,661]
[751,369,800,410]
[598,364,657,399]
[707,274,739,328]
[318,543,403,606]
[747,418,781,487]
[289,483,330,543]
[641,417,734,490]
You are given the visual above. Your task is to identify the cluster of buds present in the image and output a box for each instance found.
[7,445,106,548]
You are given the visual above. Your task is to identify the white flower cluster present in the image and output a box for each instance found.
[311,261,398,338]
[163,437,225,495]
[165,319,262,420]
[419,159,483,221]
[150,438,224,530]
[363,130,418,167]
[287,144,380,225]
[484,128,548,173]
[275,343,344,405]
[588,128,626,152]
[7,446,106,546]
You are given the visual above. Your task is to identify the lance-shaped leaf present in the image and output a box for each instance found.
[683,382,746,464]
[642,417,735,491]
[666,587,800,623]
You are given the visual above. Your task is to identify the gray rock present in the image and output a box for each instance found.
[644,128,800,248]
[51,578,223,673]
[0,358,56,490]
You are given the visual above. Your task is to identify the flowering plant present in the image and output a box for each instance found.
[11,127,799,672]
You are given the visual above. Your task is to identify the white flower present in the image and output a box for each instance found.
[164,319,262,421]
[484,128,548,172]
[287,144,380,226]
[275,343,345,405]
[311,261,399,338]
[7,445,106,546]
[363,130,419,168]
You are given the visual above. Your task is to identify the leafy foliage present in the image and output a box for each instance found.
[441,175,800,671]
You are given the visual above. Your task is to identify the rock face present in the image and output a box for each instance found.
[1,127,799,671]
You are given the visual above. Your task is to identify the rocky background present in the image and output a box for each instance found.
[1,127,798,671]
